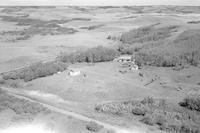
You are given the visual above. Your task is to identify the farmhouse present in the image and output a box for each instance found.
[113,55,132,62]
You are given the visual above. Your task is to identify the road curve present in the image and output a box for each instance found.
[1,86,144,133]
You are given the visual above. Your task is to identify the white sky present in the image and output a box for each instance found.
[0,0,200,6]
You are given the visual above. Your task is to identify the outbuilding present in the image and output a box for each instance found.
[113,55,132,62]
[68,69,81,76]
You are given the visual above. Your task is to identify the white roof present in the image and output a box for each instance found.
[117,55,132,60]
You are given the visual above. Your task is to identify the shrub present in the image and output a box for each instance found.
[58,46,119,63]
[140,117,154,126]
[179,95,200,111]
[86,121,103,132]
[132,107,146,116]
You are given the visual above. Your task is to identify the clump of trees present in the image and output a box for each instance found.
[134,30,200,67]
[116,25,200,68]
[2,61,68,82]
[179,95,200,111]
[134,50,200,67]
[58,46,119,63]
[95,97,200,133]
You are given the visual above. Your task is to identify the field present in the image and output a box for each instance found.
[0,6,200,133]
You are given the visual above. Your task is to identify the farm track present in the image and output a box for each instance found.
[0,86,143,133]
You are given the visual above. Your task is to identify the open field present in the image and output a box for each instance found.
[0,6,200,133]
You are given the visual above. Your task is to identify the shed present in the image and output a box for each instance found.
[68,69,81,76]
[113,55,132,62]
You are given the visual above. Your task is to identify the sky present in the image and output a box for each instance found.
[0,0,200,6]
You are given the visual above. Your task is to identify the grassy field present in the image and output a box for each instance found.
[1,6,200,133]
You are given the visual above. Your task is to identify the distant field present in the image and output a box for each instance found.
[0,6,200,72]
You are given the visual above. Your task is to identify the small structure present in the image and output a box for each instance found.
[113,55,132,62]
[57,71,61,74]
[130,64,139,70]
[68,69,81,76]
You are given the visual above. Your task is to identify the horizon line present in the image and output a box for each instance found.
[0,5,200,6]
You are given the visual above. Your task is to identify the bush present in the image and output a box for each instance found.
[132,107,146,116]
[179,95,200,111]
[140,117,154,126]
[86,121,103,132]
[2,61,68,82]
[58,46,119,63]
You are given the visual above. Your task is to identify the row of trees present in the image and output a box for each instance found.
[1,46,118,82]
[134,50,200,67]
[58,46,119,63]
[2,61,68,82]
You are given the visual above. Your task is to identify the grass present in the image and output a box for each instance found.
[1,61,68,82]
[95,97,200,133]
[58,45,119,63]
[0,15,78,41]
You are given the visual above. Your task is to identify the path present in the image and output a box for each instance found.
[1,86,144,133]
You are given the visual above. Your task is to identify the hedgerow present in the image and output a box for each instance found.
[2,61,68,82]
[58,45,119,63]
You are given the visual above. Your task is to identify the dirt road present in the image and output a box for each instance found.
[1,86,144,133]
